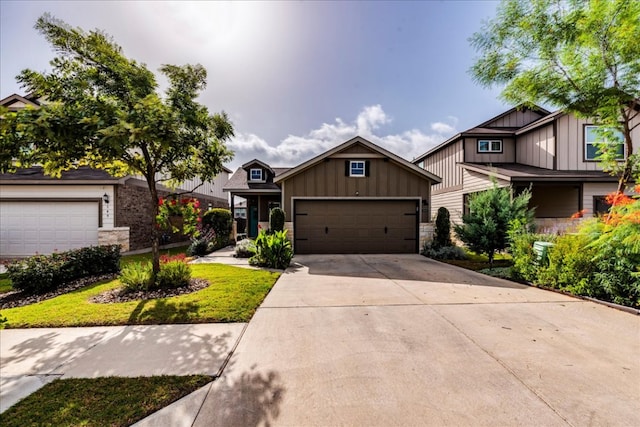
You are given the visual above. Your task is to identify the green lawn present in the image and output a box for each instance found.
[0,376,212,427]
[1,263,280,328]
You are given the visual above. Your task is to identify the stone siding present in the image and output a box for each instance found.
[98,227,130,251]
[419,223,435,251]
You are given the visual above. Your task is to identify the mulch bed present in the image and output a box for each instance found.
[0,276,210,309]
[89,279,209,304]
[0,274,118,309]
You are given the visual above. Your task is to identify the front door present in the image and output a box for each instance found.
[249,205,258,237]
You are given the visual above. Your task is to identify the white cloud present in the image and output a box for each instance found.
[227,105,458,169]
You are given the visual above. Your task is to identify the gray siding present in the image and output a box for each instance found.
[464,137,516,163]
[555,115,600,171]
[516,123,555,169]
[484,109,546,128]
[422,140,463,192]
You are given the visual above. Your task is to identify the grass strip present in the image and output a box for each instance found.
[0,375,212,427]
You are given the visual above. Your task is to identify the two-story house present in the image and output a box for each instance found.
[413,105,639,231]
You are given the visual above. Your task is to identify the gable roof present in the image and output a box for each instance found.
[274,136,441,184]
[0,93,41,110]
[476,104,550,128]
[241,159,275,174]
[413,105,550,164]
[224,166,291,192]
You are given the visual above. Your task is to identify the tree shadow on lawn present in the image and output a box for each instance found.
[126,299,200,325]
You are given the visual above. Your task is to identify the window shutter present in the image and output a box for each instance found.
[345,160,350,176]
[365,160,370,177]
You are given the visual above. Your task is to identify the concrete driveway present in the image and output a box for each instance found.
[194,254,640,426]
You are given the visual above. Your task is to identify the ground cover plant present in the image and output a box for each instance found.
[0,375,212,427]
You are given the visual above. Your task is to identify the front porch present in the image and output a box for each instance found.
[230,193,281,239]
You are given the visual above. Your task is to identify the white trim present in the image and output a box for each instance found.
[249,168,264,182]
[349,160,366,177]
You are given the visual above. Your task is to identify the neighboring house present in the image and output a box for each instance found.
[224,136,441,254]
[0,94,230,257]
[413,106,639,231]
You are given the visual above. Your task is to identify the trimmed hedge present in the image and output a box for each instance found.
[7,245,121,294]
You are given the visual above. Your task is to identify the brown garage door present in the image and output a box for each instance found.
[294,199,418,254]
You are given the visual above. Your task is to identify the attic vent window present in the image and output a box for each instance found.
[250,168,263,181]
[350,161,365,177]
[478,139,502,153]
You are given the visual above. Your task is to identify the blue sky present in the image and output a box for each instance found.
[1,0,507,169]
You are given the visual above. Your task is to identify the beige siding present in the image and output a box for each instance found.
[431,190,464,224]
[464,138,516,163]
[582,182,618,217]
[430,170,510,225]
[516,123,555,169]
[484,109,546,128]
[282,156,431,222]
[422,140,463,191]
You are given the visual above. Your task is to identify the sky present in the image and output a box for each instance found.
[0,0,508,170]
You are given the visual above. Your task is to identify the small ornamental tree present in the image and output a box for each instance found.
[433,207,453,249]
[455,183,534,268]
[0,15,234,281]
[269,208,285,232]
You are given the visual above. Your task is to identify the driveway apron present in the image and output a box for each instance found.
[194,254,640,426]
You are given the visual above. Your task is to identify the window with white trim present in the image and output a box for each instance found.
[350,161,365,177]
[585,125,624,161]
[250,168,263,181]
[478,139,502,153]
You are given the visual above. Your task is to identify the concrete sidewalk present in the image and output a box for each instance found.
[0,323,245,414]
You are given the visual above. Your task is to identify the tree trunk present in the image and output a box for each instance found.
[148,180,161,283]
[617,111,635,194]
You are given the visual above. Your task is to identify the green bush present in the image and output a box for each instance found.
[7,245,121,294]
[433,207,453,249]
[235,239,256,258]
[421,241,467,260]
[269,208,285,232]
[508,232,554,282]
[202,208,232,246]
[120,262,153,292]
[156,260,192,289]
[250,230,293,269]
[537,233,599,295]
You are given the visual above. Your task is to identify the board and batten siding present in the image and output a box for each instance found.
[583,182,619,216]
[421,140,463,192]
[281,157,430,223]
[483,109,546,128]
[464,138,516,163]
[556,110,640,172]
[516,123,555,169]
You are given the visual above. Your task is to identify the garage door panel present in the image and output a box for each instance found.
[0,201,99,257]
[295,200,417,254]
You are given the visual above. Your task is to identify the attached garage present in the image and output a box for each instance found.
[294,199,418,254]
[0,201,99,256]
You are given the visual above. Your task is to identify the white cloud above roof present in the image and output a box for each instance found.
[228,105,457,168]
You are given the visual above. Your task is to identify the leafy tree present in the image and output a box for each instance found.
[454,183,534,268]
[470,0,640,192]
[0,14,233,279]
[433,207,453,248]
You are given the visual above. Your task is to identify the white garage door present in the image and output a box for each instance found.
[0,201,99,257]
